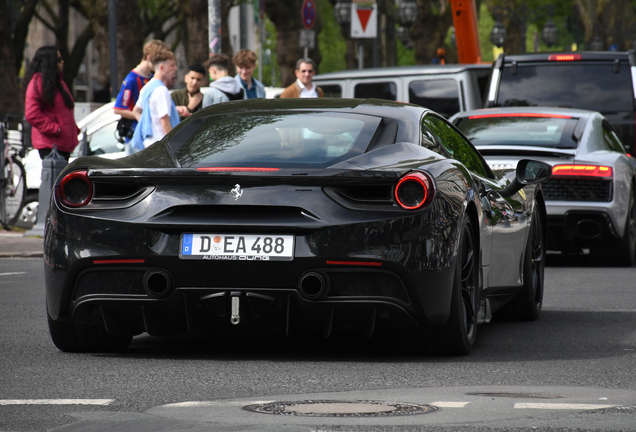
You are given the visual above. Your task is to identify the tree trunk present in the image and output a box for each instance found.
[383,1,397,67]
[116,0,143,83]
[412,0,452,64]
[12,0,40,75]
[0,0,23,114]
[78,0,110,99]
[179,0,209,66]
[266,0,323,87]
[574,0,636,50]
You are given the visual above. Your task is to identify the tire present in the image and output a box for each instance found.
[2,158,26,226]
[509,205,545,321]
[15,193,38,229]
[432,217,479,355]
[614,190,636,267]
[47,309,132,353]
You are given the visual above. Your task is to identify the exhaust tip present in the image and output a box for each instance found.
[144,270,172,297]
[299,272,326,298]
[575,219,602,240]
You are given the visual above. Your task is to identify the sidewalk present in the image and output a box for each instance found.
[0,229,44,257]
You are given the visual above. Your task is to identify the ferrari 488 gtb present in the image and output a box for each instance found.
[44,98,550,355]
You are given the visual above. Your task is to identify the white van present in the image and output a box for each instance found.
[313,63,490,118]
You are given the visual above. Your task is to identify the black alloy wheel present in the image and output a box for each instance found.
[511,205,545,321]
[617,190,636,267]
[432,217,478,355]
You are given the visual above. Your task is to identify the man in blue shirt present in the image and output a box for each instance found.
[114,40,168,152]
[233,49,265,99]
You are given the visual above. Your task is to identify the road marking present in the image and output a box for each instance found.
[164,400,275,408]
[0,399,114,406]
[0,272,26,276]
[514,403,617,410]
[431,401,470,408]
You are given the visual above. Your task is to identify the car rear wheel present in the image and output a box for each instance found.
[431,217,478,355]
[510,205,545,321]
[615,190,636,267]
[47,309,131,353]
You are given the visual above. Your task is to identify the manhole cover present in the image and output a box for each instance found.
[466,392,564,399]
[243,400,438,417]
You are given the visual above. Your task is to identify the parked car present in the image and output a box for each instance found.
[45,98,550,355]
[313,64,491,118]
[484,51,636,156]
[451,107,636,265]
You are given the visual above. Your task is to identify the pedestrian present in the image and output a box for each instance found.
[130,49,180,153]
[279,58,324,98]
[171,63,206,120]
[436,47,446,65]
[23,46,79,161]
[233,49,266,99]
[202,54,244,107]
[114,39,168,153]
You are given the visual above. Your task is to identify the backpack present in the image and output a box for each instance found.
[221,88,244,101]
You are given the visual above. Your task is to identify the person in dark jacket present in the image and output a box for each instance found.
[24,46,79,161]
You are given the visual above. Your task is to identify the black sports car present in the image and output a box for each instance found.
[44,98,550,355]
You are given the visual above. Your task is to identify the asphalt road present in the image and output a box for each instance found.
[1,256,635,432]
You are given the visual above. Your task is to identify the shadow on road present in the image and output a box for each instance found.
[99,309,636,368]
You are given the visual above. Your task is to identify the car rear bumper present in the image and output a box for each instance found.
[45,207,460,336]
[546,210,619,251]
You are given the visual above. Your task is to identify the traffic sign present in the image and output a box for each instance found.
[299,29,315,49]
[351,0,377,38]
[302,0,316,30]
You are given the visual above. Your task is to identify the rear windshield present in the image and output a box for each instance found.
[409,79,460,118]
[173,111,382,168]
[497,64,634,112]
[455,115,579,149]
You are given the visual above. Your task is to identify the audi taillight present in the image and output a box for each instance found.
[551,165,613,178]
[394,171,434,210]
[58,171,93,207]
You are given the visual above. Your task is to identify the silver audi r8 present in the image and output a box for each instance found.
[451,107,636,266]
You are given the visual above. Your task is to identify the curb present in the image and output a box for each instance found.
[0,252,44,258]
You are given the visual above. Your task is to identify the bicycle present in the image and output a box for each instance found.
[1,114,28,229]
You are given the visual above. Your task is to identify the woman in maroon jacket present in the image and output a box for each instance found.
[24,46,79,161]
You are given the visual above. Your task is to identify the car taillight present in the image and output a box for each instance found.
[551,165,613,178]
[58,171,93,207]
[548,54,582,61]
[394,171,434,210]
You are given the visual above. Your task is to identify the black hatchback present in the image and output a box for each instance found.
[484,51,636,156]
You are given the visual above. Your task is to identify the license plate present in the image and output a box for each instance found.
[180,234,295,261]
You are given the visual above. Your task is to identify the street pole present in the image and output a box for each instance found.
[108,0,118,98]
[208,0,221,55]
[259,19,265,83]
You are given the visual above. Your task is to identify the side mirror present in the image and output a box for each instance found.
[516,159,551,184]
[499,159,551,197]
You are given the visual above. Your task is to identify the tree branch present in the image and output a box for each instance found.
[33,9,56,32]
[39,0,60,28]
